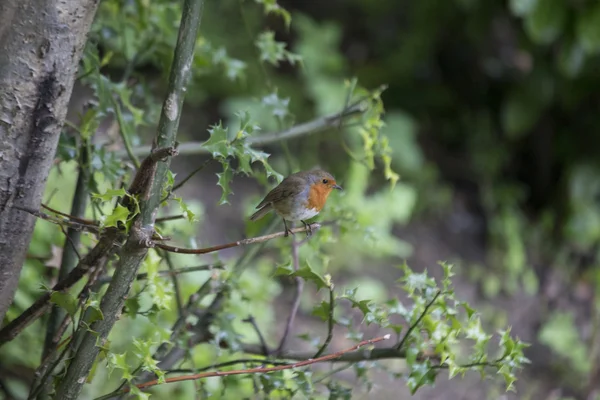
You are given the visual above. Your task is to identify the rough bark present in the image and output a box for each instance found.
[0,0,100,322]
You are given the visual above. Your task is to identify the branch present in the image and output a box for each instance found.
[132,335,390,392]
[313,283,335,358]
[96,263,223,285]
[156,214,186,223]
[243,315,269,356]
[130,218,281,387]
[155,223,320,255]
[42,203,96,226]
[43,146,91,359]
[14,206,99,234]
[242,343,407,363]
[0,229,121,346]
[53,0,204,397]
[161,158,213,202]
[121,101,367,158]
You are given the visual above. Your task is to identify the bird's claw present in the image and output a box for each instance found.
[301,221,312,238]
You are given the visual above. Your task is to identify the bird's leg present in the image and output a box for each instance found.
[301,220,312,237]
[283,219,294,237]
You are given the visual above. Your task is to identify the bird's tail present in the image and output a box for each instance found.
[250,204,273,221]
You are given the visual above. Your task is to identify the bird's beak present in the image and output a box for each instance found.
[333,184,343,191]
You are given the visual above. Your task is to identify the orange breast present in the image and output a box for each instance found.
[307,184,332,211]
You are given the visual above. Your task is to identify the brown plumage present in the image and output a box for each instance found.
[250,169,342,236]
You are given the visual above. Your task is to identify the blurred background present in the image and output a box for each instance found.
[4,0,600,399]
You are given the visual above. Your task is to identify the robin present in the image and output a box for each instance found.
[250,169,343,237]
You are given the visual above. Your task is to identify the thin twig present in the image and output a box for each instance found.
[111,96,141,169]
[161,158,213,202]
[166,359,292,374]
[129,219,281,388]
[162,251,184,317]
[155,223,320,255]
[96,263,223,285]
[156,214,186,223]
[276,233,303,355]
[313,284,335,358]
[243,315,269,356]
[42,203,97,226]
[131,335,390,392]
[396,291,442,350]
[59,225,82,261]
[30,258,110,398]
[121,101,368,158]
[15,206,99,234]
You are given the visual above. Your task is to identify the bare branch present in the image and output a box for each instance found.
[14,206,99,234]
[155,223,320,255]
[161,158,213,203]
[121,101,368,158]
[42,203,97,226]
[96,263,223,285]
[131,335,390,392]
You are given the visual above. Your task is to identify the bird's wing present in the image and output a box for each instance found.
[255,176,305,209]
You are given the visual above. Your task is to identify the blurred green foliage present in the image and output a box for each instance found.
[6,0,600,397]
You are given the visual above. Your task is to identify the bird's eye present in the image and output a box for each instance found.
[322,179,329,184]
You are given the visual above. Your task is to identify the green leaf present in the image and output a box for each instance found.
[289,263,328,290]
[203,123,231,158]
[216,165,234,205]
[255,31,302,67]
[92,188,127,202]
[254,0,291,28]
[261,92,290,121]
[557,40,585,78]
[125,297,141,317]
[508,0,538,17]
[577,3,600,54]
[173,195,197,222]
[104,204,131,228]
[85,301,105,324]
[312,301,331,321]
[461,302,476,319]
[538,312,591,374]
[107,353,134,381]
[523,0,566,45]
[50,292,78,317]
[273,262,294,276]
[293,370,313,396]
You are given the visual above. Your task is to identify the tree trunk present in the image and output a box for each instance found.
[0,0,100,323]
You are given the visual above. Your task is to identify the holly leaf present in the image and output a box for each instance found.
[203,123,231,158]
[50,292,78,317]
[312,301,331,321]
[216,165,234,205]
[104,204,131,228]
[289,263,328,290]
[92,188,127,202]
